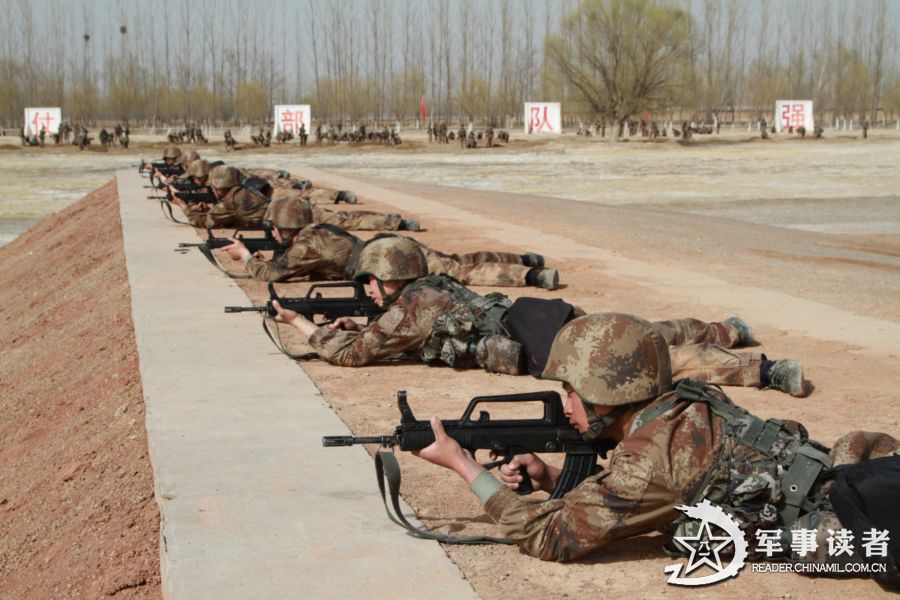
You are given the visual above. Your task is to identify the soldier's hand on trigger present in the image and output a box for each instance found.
[495,453,555,493]
[327,317,360,331]
[223,237,250,261]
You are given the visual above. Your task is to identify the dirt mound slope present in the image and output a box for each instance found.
[0,180,160,598]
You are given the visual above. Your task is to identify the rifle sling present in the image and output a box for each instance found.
[261,317,321,361]
[194,244,253,280]
[159,198,194,225]
[374,450,515,546]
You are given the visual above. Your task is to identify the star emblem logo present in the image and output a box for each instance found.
[673,519,733,574]
[664,500,749,586]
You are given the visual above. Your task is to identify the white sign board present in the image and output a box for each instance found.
[273,104,311,136]
[774,100,814,133]
[24,107,62,136]
[524,102,561,134]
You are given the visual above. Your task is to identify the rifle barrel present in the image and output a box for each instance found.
[322,435,395,447]
[224,306,267,313]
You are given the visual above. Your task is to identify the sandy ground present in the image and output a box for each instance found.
[0,181,160,598]
[2,131,898,598]
[208,167,898,598]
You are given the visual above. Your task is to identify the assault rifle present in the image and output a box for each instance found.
[323,390,612,543]
[178,227,279,253]
[225,281,382,323]
[169,182,218,205]
[177,228,281,276]
[139,159,184,178]
[325,390,608,498]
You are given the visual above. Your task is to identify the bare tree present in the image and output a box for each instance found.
[546,0,692,127]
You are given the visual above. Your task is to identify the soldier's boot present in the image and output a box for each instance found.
[535,268,560,290]
[399,219,421,231]
[335,190,357,204]
[764,359,807,397]
[521,252,545,268]
[724,315,756,346]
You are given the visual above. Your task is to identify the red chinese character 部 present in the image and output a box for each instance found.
[530,106,554,133]
[279,109,305,135]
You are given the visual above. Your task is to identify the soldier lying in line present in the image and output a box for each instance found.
[246,169,423,232]
[173,165,269,229]
[221,197,557,289]
[168,161,422,232]
[413,313,898,591]
[271,236,806,398]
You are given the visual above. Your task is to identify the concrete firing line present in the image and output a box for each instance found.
[302,166,900,358]
[116,170,477,600]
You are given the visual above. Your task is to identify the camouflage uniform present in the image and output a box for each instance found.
[424,248,535,287]
[311,205,402,231]
[268,184,405,231]
[245,224,356,282]
[652,318,764,386]
[480,392,898,561]
[182,185,268,229]
[310,283,764,383]
[474,314,899,565]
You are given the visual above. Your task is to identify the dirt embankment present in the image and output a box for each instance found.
[0,180,160,598]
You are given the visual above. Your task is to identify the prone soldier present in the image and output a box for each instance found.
[223,197,558,289]
[177,165,269,229]
[414,312,898,586]
[272,237,807,397]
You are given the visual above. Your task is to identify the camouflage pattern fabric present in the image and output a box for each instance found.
[448,251,525,265]
[542,313,671,407]
[652,318,742,348]
[271,187,405,231]
[308,275,519,372]
[353,237,428,282]
[312,206,403,231]
[246,225,356,282]
[199,186,268,229]
[670,343,763,387]
[308,277,469,367]
[481,392,899,562]
[424,250,531,286]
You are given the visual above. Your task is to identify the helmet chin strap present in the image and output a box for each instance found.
[581,406,628,442]
[380,279,412,309]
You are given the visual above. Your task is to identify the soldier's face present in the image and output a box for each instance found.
[364,276,401,307]
[562,384,589,432]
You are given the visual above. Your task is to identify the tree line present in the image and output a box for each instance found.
[0,0,897,129]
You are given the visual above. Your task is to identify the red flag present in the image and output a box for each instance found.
[420,96,427,121]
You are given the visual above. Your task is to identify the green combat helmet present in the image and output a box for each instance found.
[187,159,211,180]
[353,236,428,283]
[263,197,313,230]
[209,165,242,191]
[163,145,182,159]
[543,313,672,408]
